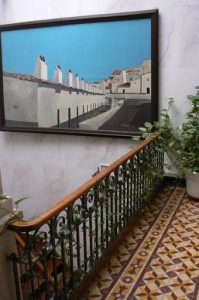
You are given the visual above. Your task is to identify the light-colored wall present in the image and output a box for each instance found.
[118,78,141,94]
[4,76,105,127]
[0,0,199,219]
[38,85,106,127]
[142,73,151,95]
[34,58,48,80]
[53,67,63,84]
[4,77,38,123]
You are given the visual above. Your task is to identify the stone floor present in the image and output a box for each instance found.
[81,185,199,299]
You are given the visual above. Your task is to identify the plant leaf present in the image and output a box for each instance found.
[14,197,28,207]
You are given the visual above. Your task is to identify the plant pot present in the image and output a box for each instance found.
[185,172,199,200]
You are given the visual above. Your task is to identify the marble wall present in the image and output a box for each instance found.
[0,0,199,219]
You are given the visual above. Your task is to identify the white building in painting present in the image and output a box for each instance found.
[74,74,80,89]
[143,60,151,73]
[3,57,107,129]
[53,65,62,84]
[118,78,141,94]
[34,56,48,80]
[105,60,151,95]
[65,69,73,87]
[3,56,151,131]
[141,72,151,95]
[32,57,151,97]
[79,78,84,90]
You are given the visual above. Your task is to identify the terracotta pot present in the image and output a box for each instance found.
[185,172,199,200]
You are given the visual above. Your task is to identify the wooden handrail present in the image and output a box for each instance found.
[9,131,162,232]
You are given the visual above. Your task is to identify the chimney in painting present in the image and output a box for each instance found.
[34,55,48,80]
[85,82,89,92]
[121,70,127,84]
[65,69,73,87]
[80,78,84,90]
[74,74,79,89]
[53,65,62,84]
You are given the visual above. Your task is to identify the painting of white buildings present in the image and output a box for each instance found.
[3,58,151,131]
[1,16,152,134]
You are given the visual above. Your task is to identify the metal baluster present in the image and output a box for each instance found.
[24,256,30,298]
[68,108,71,128]
[149,145,153,188]
[25,232,36,299]
[133,160,136,214]
[81,195,88,271]
[129,159,133,216]
[122,165,127,227]
[60,239,67,299]
[88,205,94,267]
[126,164,130,220]
[9,253,21,300]
[138,153,142,209]
[118,172,122,232]
[57,109,60,128]
[100,184,104,254]
[49,220,59,297]
[110,177,114,241]
[66,207,74,283]
[76,106,79,128]
[36,267,40,299]
[120,167,124,229]
[135,156,139,212]
[42,249,50,300]
[105,177,109,247]
[94,185,99,260]
[75,223,81,270]
[114,170,118,236]
[140,151,144,207]
[130,160,134,217]
[144,146,147,190]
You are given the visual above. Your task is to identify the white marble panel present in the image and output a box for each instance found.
[11,133,61,164]
[0,132,132,219]
[0,0,199,219]
[159,5,199,68]
[160,67,199,127]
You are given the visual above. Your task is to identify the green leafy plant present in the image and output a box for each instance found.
[0,194,27,220]
[133,87,199,175]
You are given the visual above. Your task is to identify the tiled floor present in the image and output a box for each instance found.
[81,185,199,299]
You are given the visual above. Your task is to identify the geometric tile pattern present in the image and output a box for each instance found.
[81,186,199,300]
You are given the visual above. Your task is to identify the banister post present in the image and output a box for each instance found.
[0,196,21,300]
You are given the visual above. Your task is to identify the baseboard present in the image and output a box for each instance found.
[163,175,186,187]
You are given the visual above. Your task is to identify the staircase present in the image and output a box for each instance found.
[15,233,69,299]
[8,132,164,299]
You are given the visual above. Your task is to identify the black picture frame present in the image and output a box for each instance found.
[0,9,158,138]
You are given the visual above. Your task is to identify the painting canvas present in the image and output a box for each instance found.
[0,10,158,137]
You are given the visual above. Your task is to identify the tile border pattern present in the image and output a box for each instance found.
[84,186,199,299]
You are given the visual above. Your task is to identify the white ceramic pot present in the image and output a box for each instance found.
[185,172,199,200]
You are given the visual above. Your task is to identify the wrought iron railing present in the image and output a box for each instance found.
[8,132,164,300]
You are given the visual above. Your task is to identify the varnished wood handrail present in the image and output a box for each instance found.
[9,131,162,232]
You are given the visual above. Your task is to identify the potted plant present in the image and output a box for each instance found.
[134,86,199,199]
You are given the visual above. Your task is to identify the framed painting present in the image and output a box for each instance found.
[0,9,158,137]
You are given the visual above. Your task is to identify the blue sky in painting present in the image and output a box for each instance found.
[1,19,151,82]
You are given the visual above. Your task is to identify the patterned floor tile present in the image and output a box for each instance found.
[80,186,199,300]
